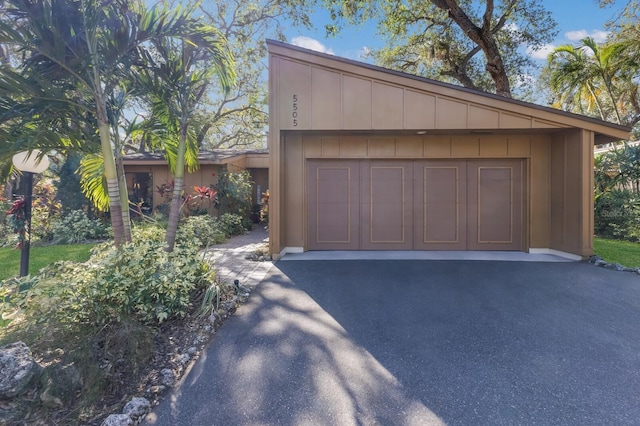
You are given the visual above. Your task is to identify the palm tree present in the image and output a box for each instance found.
[547,37,633,126]
[136,22,235,251]
[0,0,214,246]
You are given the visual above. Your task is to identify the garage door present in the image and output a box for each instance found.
[308,159,523,251]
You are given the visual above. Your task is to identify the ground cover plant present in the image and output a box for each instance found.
[0,214,247,424]
[593,237,640,268]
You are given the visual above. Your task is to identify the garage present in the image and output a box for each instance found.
[308,159,522,251]
[267,40,630,260]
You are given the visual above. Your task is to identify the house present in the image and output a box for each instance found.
[122,149,268,215]
[266,40,631,260]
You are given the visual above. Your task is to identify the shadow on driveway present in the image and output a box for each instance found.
[145,261,640,425]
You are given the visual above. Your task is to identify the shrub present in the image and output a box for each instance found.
[218,213,246,237]
[52,210,110,244]
[177,215,226,248]
[595,189,640,242]
[1,233,214,327]
[213,170,253,221]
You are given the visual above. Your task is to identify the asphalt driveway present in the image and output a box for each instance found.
[145,260,640,425]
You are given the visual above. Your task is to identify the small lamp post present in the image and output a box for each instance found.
[12,150,50,277]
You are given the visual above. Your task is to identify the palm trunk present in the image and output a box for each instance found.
[165,120,188,252]
[116,155,132,242]
[97,107,125,246]
[84,1,125,246]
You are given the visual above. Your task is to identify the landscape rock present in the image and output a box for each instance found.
[0,342,39,399]
[160,369,175,387]
[101,413,133,426]
[38,363,82,407]
[123,397,151,420]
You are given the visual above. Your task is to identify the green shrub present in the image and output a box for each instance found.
[595,189,640,241]
[52,210,110,244]
[1,235,214,327]
[218,213,246,237]
[177,215,226,248]
[213,170,253,221]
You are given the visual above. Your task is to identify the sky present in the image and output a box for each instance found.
[281,1,627,65]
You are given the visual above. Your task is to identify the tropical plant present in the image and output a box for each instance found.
[213,169,253,220]
[546,38,640,129]
[0,0,225,247]
[134,11,235,252]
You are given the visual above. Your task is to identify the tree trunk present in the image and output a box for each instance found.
[165,121,189,252]
[116,155,132,242]
[431,0,512,98]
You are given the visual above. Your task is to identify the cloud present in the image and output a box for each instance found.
[527,43,556,60]
[291,36,335,55]
[565,29,609,43]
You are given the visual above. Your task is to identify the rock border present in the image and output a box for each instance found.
[588,255,640,275]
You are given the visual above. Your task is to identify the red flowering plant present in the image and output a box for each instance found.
[191,186,218,210]
[6,197,27,248]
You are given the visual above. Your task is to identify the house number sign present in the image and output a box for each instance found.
[292,94,298,127]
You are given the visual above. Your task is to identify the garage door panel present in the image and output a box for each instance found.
[308,161,360,250]
[468,160,523,250]
[308,158,523,252]
[361,162,413,249]
[414,161,467,250]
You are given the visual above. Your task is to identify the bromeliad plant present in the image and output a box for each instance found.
[6,198,27,248]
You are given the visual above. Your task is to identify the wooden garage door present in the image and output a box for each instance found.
[308,159,522,251]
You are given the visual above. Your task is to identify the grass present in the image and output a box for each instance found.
[594,238,640,268]
[0,243,97,280]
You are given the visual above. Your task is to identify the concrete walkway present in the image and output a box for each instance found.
[202,226,273,289]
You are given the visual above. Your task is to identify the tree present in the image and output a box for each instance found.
[136,17,235,251]
[546,38,640,129]
[310,0,557,98]
[0,0,224,245]
[194,0,306,148]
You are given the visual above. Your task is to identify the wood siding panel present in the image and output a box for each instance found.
[469,105,500,129]
[373,82,404,129]
[303,136,322,157]
[321,137,340,157]
[284,137,305,248]
[396,137,424,157]
[480,138,508,157]
[278,59,310,130]
[368,137,396,157]
[425,137,452,157]
[340,137,368,157]
[311,67,342,129]
[530,137,550,248]
[501,113,532,128]
[404,90,436,129]
[343,75,372,129]
[451,138,480,157]
[436,98,468,128]
[508,137,531,157]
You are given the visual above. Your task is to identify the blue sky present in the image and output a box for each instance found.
[283,1,626,64]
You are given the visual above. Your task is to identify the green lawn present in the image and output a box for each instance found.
[593,238,640,268]
[0,244,97,281]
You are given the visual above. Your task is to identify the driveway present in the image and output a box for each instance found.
[145,260,640,425]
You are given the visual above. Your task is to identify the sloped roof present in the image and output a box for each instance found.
[267,39,630,143]
[123,148,268,165]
